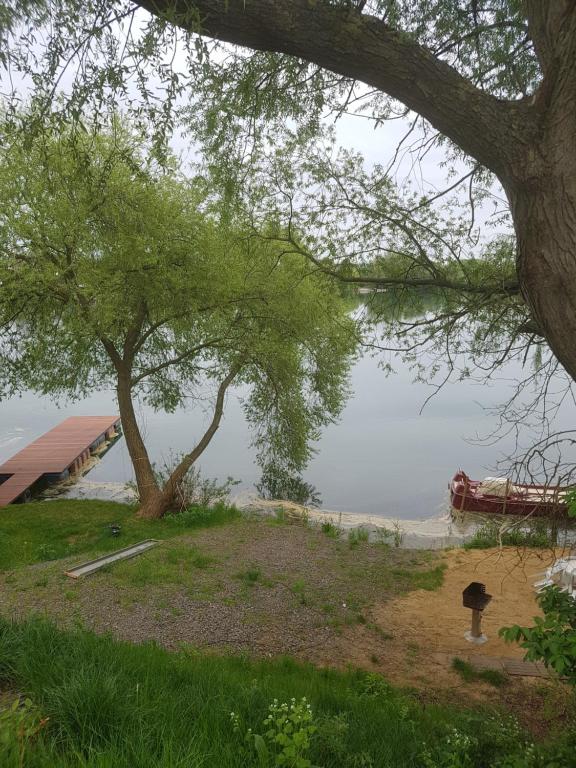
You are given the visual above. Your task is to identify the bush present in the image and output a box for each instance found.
[128,453,239,513]
[320,519,341,538]
[500,585,576,684]
[231,697,316,767]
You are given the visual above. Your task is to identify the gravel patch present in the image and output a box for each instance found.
[0,517,436,663]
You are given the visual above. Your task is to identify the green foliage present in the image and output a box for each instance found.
[320,519,341,539]
[236,567,262,586]
[128,455,239,512]
[421,712,537,768]
[0,696,49,768]
[374,522,405,548]
[0,618,570,767]
[348,528,370,548]
[565,490,576,519]
[0,117,356,488]
[1,2,559,463]
[163,502,240,529]
[392,563,446,591]
[231,697,317,768]
[463,520,554,550]
[421,727,478,768]
[500,585,576,684]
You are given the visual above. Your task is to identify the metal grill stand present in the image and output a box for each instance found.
[462,582,492,645]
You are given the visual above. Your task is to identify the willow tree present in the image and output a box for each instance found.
[124,0,576,385]
[3,2,576,476]
[0,121,356,518]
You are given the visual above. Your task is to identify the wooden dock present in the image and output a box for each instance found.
[0,416,121,507]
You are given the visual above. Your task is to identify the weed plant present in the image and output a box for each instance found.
[451,658,508,687]
[348,528,370,548]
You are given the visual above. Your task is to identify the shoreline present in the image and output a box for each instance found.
[52,481,576,551]
[56,481,480,549]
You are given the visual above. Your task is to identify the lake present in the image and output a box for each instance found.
[2,310,570,521]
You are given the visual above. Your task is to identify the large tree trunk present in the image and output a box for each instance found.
[116,372,163,508]
[504,16,576,384]
[509,178,576,384]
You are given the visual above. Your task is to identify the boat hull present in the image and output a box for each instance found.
[450,471,569,518]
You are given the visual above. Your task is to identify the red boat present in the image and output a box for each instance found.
[450,470,570,517]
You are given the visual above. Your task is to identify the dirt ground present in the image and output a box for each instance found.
[357,546,560,677]
[0,518,571,731]
[316,544,570,735]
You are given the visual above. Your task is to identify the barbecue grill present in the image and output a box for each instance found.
[462,582,492,611]
[462,582,492,644]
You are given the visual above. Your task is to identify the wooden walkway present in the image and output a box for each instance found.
[0,416,121,507]
[432,651,548,678]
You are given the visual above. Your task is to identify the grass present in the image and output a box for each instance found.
[463,520,554,550]
[109,543,219,588]
[0,618,567,768]
[320,519,341,539]
[291,578,308,605]
[235,566,262,586]
[0,500,239,571]
[391,563,447,591]
[347,527,370,548]
[452,657,509,688]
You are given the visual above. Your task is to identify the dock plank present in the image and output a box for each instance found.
[0,416,120,506]
[0,472,44,506]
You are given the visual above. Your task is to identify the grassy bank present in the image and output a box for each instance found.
[1,500,574,766]
[0,499,239,571]
[0,500,447,668]
[0,618,572,767]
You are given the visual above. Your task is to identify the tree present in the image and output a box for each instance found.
[3,2,576,480]
[0,120,356,518]
[121,0,576,385]
[227,132,576,484]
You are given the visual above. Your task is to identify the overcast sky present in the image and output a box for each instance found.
[3,8,510,245]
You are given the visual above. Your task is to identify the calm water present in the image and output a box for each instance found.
[2,322,570,520]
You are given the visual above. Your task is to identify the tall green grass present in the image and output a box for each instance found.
[0,619,571,767]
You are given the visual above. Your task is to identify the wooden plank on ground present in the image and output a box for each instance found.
[64,540,159,578]
[432,651,548,678]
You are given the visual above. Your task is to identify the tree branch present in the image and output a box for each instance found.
[268,232,521,297]
[134,0,538,175]
[131,337,226,385]
[522,0,576,75]
[162,360,244,497]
